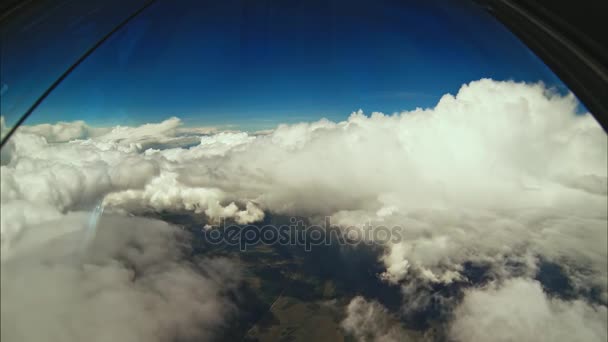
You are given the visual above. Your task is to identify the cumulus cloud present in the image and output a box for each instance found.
[1,214,241,342]
[102,171,264,224]
[0,131,161,254]
[94,117,226,150]
[1,78,606,340]
[15,120,111,142]
[450,278,608,342]
[165,79,606,304]
[0,117,257,342]
[0,118,246,252]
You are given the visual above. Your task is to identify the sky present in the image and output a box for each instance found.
[1,0,566,130]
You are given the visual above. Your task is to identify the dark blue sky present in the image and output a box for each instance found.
[2,0,566,130]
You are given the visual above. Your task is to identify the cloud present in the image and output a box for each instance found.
[1,78,605,340]
[15,120,111,142]
[0,131,162,254]
[449,278,607,342]
[94,117,225,150]
[162,79,606,303]
[1,120,244,339]
[102,171,264,224]
[342,296,417,342]
[1,214,241,342]
[1,116,222,147]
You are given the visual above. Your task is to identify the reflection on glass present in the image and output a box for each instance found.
[0,0,148,139]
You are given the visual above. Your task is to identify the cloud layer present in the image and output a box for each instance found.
[450,278,607,342]
[1,214,240,342]
[342,296,423,342]
[1,78,606,341]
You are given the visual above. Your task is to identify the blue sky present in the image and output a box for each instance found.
[1,0,566,131]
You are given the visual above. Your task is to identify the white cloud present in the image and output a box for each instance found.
[102,171,263,224]
[1,79,605,340]
[16,120,111,142]
[1,214,241,342]
[4,79,606,275]
[371,207,607,303]
[0,131,162,253]
[94,117,224,150]
[342,296,417,342]
[450,278,608,342]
